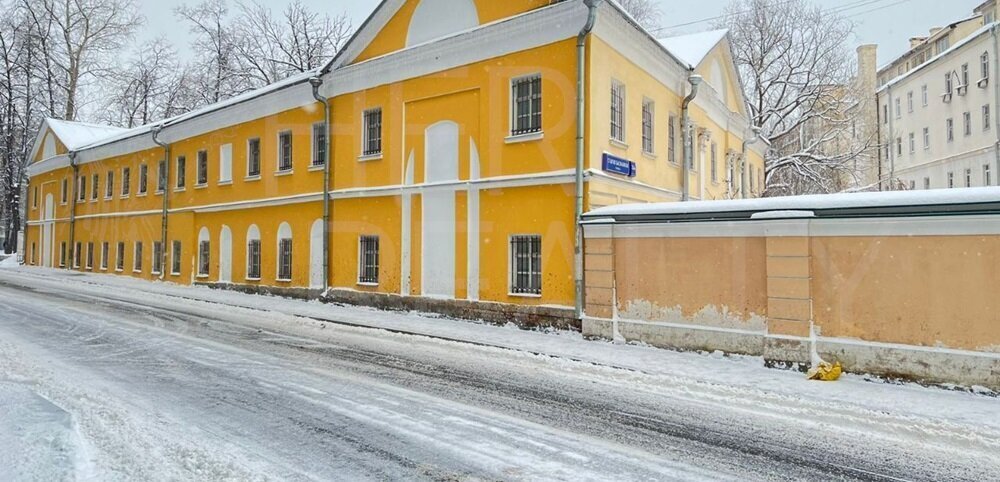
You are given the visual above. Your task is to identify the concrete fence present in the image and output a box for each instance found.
[582,189,1000,389]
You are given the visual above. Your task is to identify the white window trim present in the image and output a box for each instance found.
[133,242,143,273]
[507,73,544,143]
[360,108,383,161]
[170,241,182,276]
[610,79,627,145]
[357,235,380,286]
[641,97,656,156]
[196,150,209,187]
[311,122,327,168]
[246,138,262,179]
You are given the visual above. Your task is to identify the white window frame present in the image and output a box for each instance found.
[311,122,327,168]
[116,242,125,272]
[908,132,915,154]
[100,242,109,271]
[964,111,972,136]
[907,91,913,113]
[176,155,186,190]
[121,167,130,198]
[196,150,209,186]
[610,79,626,144]
[138,164,148,195]
[276,222,293,282]
[360,108,383,160]
[509,73,543,141]
[105,170,114,200]
[641,98,655,155]
[923,127,930,150]
[947,118,954,142]
[133,242,143,273]
[921,84,928,106]
[152,241,163,275]
[277,130,294,172]
[171,240,182,276]
[984,105,992,131]
[219,143,233,184]
[246,138,261,179]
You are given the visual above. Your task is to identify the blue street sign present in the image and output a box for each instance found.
[602,153,636,178]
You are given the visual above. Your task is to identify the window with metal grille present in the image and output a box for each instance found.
[152,241,163,274]
[197,150,208,184]
[116,242,125,271]
[198,240,210,277]
[362,109,382,156]
[247,138,261,177]
[511,75,542,136]
[101,242,109,270]
[641,99,654,154]
[358,235,380,284]
[121,168,130,196]
[74,242,81,268]
[106,171,114,198]
[278,132,293,171]
[92,174,99,200]
[510,235,542,295]
[139,164,148,194]
[712,143,722,182]
[247,239,261,280]
[668,114,676,163]
[171,240,182,275]
[157,161,166,192]
[312,123,327,166]
[86,243,94,270]
[78,175,86,202]
[176,156,186,188]
[610,80,625,142]
[134,242,143,272]
[277,238,293,281]
[60,242,66,267]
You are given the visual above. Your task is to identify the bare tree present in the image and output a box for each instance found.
[175,0,249,106]
[99,39,192,127]
[616,0,662,31]
[22,0,142,121]
[233,0,351,86]
[720,0,877,196]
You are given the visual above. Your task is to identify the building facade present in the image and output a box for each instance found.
[23,0,764,322]
[877,1,1000,190]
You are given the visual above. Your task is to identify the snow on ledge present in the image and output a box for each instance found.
[586,187,1000,218]
[750,210,815,220]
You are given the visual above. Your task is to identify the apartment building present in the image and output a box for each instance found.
[877,1,1000,190]
[23,0,765,322]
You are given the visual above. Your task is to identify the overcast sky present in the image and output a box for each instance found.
[139,0,985,67]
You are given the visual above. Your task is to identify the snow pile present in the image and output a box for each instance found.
[658,29,729,69]
[0,382,84,481]
[45,119,128,151]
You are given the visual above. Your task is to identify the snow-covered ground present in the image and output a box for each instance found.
[0,264,998,480]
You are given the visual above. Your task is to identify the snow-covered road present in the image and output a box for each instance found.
[0,267,998,481]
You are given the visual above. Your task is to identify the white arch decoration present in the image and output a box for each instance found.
[406,0,479,47]
[309,219,324,289]
[246,224,261,280]
[197,227,211,278]
[219,225,232,283]
[421,121,459,298]
[277,222,293,280]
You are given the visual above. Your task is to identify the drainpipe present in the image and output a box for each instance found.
[740,126,761,199]
[310,76,331,293]
[992,25,1000,186]
[152,125,170,280]
[575,0,601,322]
[681,73,703,201]
[67,151,78,269]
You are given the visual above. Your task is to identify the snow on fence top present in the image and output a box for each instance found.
[585,187,1000,220]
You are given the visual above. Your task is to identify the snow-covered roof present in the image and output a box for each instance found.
[657,29,729,69]
[877,13,983,73]
[585,187,1000,220]
[45,119,128,151]
[878,21,996,93]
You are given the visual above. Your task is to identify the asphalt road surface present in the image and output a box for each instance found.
[0,271,996,481]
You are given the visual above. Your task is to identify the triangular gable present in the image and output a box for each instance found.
[660,30,749,117]
[322,0,553,73]
[28,118,128,163]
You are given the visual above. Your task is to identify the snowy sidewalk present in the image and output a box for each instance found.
[3,263,999,445]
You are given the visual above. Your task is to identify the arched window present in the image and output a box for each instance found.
[197,227,211,278]
[276,222,293,282]
[246,225,261,280]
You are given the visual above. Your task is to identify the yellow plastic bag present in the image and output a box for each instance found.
[807,361,842,381]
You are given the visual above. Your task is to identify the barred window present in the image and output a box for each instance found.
[92,174,99,200]
[101,242,109,270]
[358,235,380,284]
[157,160,167,192]
[277,238,293,281]
[176,156,186,189]
[278,131,293,171]
[610,80,626,142]
[247,239,261,280]
[510,235,542,295]
[362,108,382,156]
[171,240,182,275]
[312,123,327,166]
[641,99,654,154]
[78,175,86,202]
[152,241,163,275]
[86,242,94,270]
[116,242,125,271]
[197,150,208,184]
[106,171,114,198]
[121,167,131,196]
[247,138,261,177]
[199,240,210,277]
[511,75,542,136]
[74,242,81,268]
[134,242,143,272]
[668,114,677,163]
[139,164,148,194]
[60,242,67,267]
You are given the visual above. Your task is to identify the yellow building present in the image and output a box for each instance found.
[24,0,765,324]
